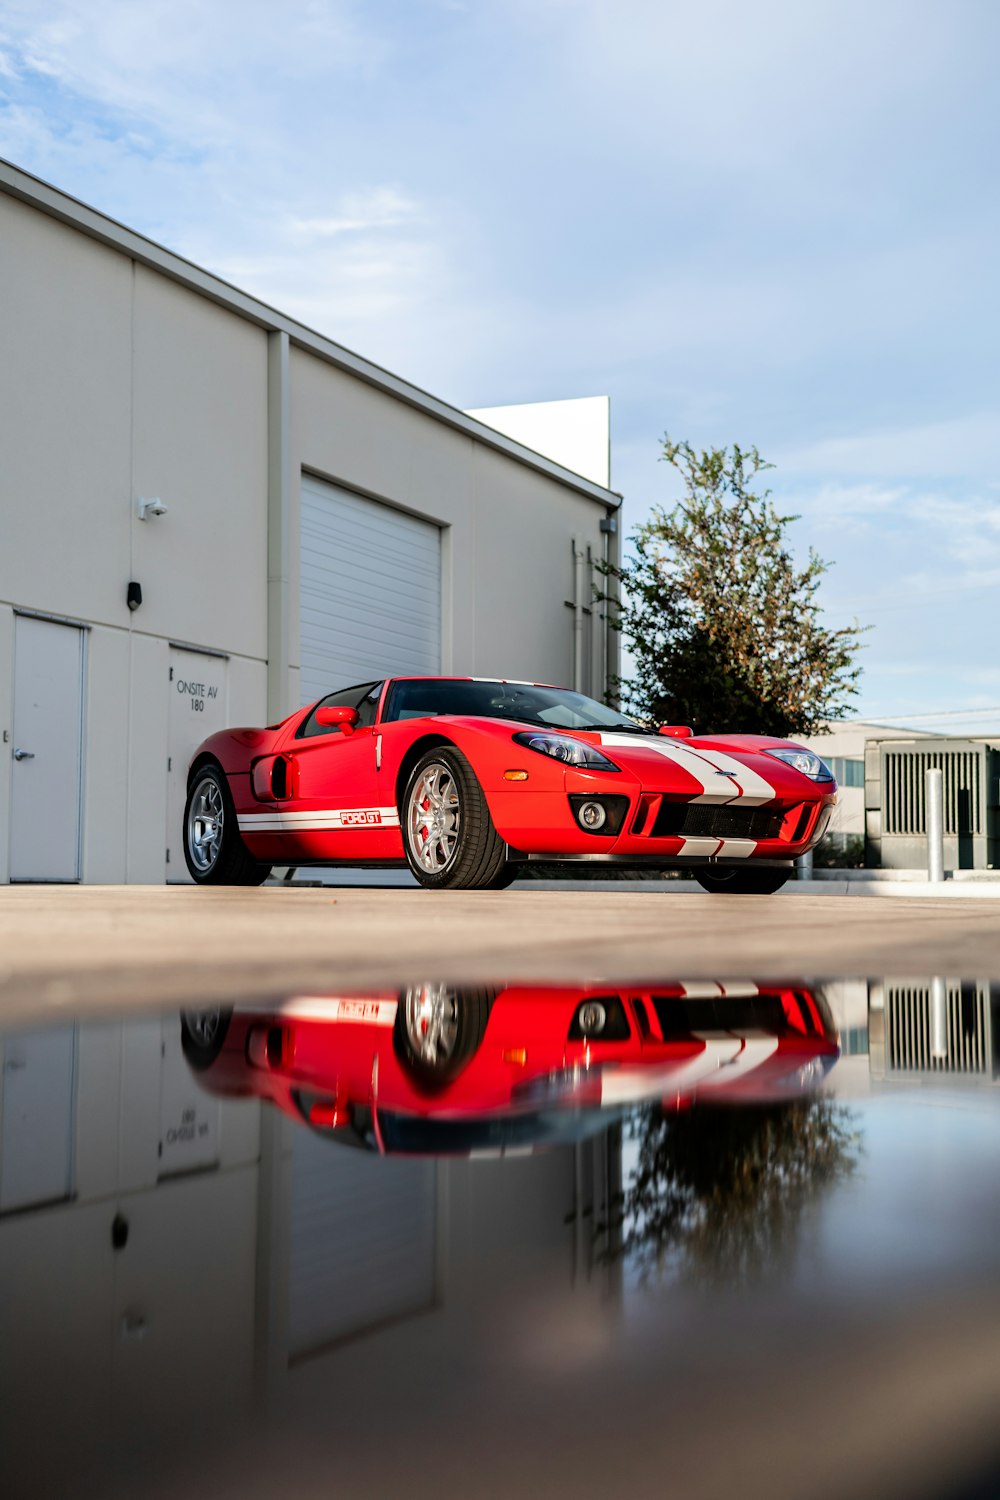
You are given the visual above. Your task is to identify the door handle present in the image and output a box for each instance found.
[13,748,34,761]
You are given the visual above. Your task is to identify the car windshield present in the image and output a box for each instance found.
[382,679,648,731]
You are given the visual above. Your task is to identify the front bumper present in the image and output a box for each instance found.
[488,776,836,863]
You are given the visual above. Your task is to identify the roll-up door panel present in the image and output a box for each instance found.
[288,1134,437,1358]
[300,476,441,707]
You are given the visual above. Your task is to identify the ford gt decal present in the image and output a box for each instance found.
[238,805,401,832]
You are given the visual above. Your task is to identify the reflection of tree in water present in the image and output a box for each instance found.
[610,1099,858,1287]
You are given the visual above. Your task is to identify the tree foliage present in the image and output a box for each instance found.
[608,1098,858,1289]
[602,438,864,736]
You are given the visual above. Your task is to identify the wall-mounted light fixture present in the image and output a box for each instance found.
[127,581,143,611]
[137,496,168,521]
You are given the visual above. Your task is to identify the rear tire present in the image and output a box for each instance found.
[694,865,790,895]
[402,747,510,890]
[183,764,271,886]
[180,1007,233,1069]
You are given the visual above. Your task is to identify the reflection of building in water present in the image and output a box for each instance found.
[0,1012,616,1488]
[868,980,999,1082]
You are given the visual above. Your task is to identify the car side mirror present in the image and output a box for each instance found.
[315,706,360,734]
[658,725,693,738]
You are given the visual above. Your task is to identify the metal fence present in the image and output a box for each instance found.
[865,739,999,869]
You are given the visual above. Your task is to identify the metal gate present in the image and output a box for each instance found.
[865,739,999,869]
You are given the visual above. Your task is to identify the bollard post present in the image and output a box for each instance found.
[926,767,944,882]
[796,849,814,881]
[930,975,949,1061]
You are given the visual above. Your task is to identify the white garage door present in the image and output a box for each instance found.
[300,476,441,706]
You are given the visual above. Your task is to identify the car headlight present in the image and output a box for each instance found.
[774,1054,839,1093]
[763,747,835,782]
[512,731,621,771]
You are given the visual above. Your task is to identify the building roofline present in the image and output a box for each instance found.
[0,157,622,512]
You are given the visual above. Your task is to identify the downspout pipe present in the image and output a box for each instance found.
[267,331,293,723]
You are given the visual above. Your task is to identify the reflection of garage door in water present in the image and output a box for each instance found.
[288,1137,437,1357]
[300,476,441,707]
[166,649,228,882]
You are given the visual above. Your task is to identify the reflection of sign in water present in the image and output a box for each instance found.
[165,1105,212,1148]
[159,1018,221,1175]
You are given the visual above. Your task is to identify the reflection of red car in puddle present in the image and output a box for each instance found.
[181,982,840,1156]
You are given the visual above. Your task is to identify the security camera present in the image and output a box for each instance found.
[137,497,168,521]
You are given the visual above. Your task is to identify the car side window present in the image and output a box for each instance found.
[296,682,382,739]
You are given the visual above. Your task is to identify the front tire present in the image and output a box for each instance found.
[694,865,790,895]
[183,764,271,886]
[392,984,496,1090]
[401,747,510,890]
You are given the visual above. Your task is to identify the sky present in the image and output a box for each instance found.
[2,0,999,730]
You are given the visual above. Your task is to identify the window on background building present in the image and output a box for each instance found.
[829,757,864,788]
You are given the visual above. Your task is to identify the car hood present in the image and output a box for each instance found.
[587,731,829,800]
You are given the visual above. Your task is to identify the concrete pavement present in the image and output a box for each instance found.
[1,883,999,1026]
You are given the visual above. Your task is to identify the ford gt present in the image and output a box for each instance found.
[182,676,837,892]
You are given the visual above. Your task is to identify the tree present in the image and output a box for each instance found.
[605,1098,858,1289]
[601,438,864,736]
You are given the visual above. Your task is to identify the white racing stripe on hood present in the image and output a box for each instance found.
[599,1038,744,1104]
[599,735,775,805]
[599,1035,781,1106]
[693,1035,780,1087]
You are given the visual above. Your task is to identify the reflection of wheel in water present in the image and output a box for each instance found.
[393,985,496,1089]
[180,1007,233,1069]
[694,866,790,895]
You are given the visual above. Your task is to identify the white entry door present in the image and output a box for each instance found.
[166,649,228,881]
[10,616,85,882]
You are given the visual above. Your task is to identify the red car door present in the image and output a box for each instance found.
[277,685,403,862]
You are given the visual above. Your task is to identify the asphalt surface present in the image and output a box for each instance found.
[1,883,999,1025]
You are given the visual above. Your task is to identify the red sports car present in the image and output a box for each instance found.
[183,677,837,893]
[180,981,840,1156]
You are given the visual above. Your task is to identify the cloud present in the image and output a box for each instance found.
[777,414,1000,483]
[288,188,420,241]
[0,1,384,150]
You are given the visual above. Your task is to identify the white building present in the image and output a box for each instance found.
[0,160,621,885]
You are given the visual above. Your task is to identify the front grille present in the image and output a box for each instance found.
[652,994,788,1036]
[650,801,784,841]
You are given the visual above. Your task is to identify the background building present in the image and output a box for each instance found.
[801,720,933,853]
[0,161,621,886]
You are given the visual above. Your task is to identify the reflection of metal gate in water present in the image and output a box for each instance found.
[884,981,994,1079]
